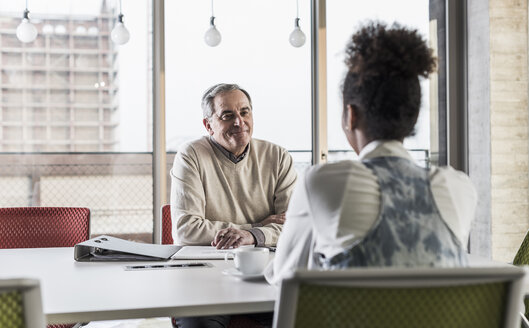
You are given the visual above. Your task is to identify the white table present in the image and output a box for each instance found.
[0,247,276,325]
[0,248,520,325]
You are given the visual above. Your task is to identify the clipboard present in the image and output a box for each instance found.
[74,235,182,262]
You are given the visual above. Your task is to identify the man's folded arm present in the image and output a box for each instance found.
[175,211,252,245]
[273,149,298,215]
[252,149,298,247]
[249,223,282,247]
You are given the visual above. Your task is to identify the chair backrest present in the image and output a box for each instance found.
[273,266,527,328]
[0,207,90,248]
[513,230,529,319]
[514,231,529,265]
[522,312,529,328]
[161,204,173,245]
[0,278,46,328]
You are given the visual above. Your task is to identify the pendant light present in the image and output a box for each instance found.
[16,0,38,43]
[204,0,221,47]
[111,0,130,45]
[289,0,306,48]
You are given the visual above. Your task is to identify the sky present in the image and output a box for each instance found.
[0,0,430,154]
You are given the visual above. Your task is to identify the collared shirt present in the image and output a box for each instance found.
[209,136,249,164]
[265,140,477,285]
[358,140,383,159]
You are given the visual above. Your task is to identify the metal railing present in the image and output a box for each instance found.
[0,148,429,242]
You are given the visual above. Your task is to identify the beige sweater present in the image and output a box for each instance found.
[170,136,297,246]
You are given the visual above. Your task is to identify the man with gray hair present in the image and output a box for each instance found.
[170,83,297,250]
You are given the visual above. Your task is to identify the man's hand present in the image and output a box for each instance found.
[255,213,286,227]
[211,227,255,249]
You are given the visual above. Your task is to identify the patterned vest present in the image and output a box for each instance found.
[317,156,467,269]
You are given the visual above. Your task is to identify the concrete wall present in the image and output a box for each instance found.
[468,0,492,257]
[489,0,529,262]
[469,0,529,262]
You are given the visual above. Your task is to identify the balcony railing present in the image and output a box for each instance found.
[0,148,429,242]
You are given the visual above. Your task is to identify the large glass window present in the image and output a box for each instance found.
[0,0,446,244]
[0,0,153,242]
[164,0,312,174]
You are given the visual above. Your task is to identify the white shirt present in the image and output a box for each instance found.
[265,140,477,285]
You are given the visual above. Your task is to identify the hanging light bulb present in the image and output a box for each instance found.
[16,1,37,43]
[111,0,130,45]
[204,0,221,47]
[204,17,221,47]
[289,0,306,48]
[111,15,130,45]
[289,18,306,47]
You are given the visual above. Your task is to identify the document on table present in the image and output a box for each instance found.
[74,235,182,262]
[171,246,234,260]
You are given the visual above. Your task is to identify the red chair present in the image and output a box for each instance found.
[0,207,90,328]
[162,205,264,328]
[161,204,173,245]
[0,207,90,249]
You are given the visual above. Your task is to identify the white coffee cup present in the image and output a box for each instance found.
[224,247,270,275]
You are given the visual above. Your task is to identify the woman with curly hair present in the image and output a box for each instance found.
[266,22,477,284]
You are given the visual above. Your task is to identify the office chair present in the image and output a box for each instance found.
[161,205,265,328]
[0,207,90,249]
[273,266,527,328]
[522,312,529,328]
[0,278,46,328]
[161,204,173,245]
[0,207,90,328]
[514,230,529,323]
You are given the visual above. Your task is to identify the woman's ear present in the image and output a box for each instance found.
[345,104,357,130]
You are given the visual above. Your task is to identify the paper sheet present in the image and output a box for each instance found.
[171,246,235,260]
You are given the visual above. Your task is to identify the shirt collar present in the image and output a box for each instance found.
[209,136,249,163]
[359,140,413,161]
[358,140,383,160]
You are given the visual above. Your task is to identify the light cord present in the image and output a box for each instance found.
[296,0,299,18]
[23,0,30,19]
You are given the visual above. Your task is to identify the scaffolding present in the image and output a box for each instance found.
[0,3,119,152]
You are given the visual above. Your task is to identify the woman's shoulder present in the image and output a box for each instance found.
[428,165,477,246]
[429,165,477,206]
[307,159,371,175]
[429,165,475,189]
[304,160,376,189]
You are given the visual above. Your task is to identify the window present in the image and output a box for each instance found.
[0,0,154,242]
[326,0,432,168]
[0,0,451,245]
[164,0,312,173]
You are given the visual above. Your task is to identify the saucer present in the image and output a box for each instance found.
[222,267,264,281]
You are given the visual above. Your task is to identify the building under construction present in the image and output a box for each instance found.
[0,1,119,152]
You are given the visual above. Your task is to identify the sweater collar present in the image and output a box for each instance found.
[208,136,249,164]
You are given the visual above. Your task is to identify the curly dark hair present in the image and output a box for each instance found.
[342,22,436,140]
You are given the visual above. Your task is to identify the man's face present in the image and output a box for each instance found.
[203,90,253,156]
